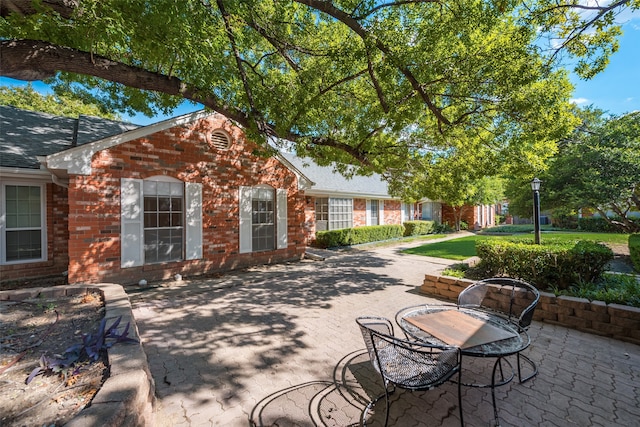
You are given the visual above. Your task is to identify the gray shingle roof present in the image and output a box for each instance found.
[0,105,138,169]
[281,152,391,198]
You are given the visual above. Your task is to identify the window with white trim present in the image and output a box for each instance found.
[314,197,329,232]
[239,186,288,253]
[1,183,46,264]
[143,180,184,263]
[121,177,202,267]
[329,198,353,230]
[251,187,275,251]
[370,200,379,225]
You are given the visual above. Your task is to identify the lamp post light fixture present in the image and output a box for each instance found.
[531,177,541,244]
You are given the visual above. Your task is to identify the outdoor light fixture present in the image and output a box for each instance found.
[531,178,542,244]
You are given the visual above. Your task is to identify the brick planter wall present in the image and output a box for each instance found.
[420,274,640,346]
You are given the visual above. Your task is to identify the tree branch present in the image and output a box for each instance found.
[293,0,451,128]
[0,39,251,125]
[0,39,376,166]
[0,0,78,19]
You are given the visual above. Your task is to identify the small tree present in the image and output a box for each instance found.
[542,109,640,232]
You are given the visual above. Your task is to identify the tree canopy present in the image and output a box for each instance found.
[0,83,120,119]
[1,0,635,192]
[541,109,640,232]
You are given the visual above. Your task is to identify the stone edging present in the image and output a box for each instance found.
[0,284,155,427]
[420,274,640,346]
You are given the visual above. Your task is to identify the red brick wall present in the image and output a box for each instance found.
[67,115,306,284]
[383,200,402,224]
[302,196,316,245]
[353,198,367,227]
[0,183,69,283]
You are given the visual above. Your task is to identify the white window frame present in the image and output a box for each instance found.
[0,181,47,265]
[121,177,202,268]
[239,185,288,253]
[328,197,353,230]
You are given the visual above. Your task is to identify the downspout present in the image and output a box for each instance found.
[36,156,69,188]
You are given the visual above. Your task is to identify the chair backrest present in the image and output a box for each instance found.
[457,277,540,328]
[356,316,460,389]
[356,316,394,371]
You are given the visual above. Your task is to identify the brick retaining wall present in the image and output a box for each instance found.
[420,274,640,346]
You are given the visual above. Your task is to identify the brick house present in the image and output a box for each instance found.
[441,203,496,230]
[1,106,312,285]
[1,106,493,286]
[281,154,442,243]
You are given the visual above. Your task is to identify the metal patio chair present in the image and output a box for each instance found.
[356,316,463,426]
[457,277,540,383]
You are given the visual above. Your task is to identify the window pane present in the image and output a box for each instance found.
[171,213,182,227]
[144,197,157,212]
[144,230,159,264]
[171,197,183,212]
[159,197,171,211]
[6,230,42,261]
[158,212,171,227]
[144,213,157,228]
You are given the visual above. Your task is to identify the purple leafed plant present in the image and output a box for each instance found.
[26,315,138,384]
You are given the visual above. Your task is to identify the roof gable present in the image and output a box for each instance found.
[0,105,138,169]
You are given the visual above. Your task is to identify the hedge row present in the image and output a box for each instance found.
[402,220,436,236]
[475,239,614,290]
[630,234,640,272]
[315,224,405,248]
[577,216,640,233]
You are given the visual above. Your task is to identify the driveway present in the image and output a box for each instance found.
[129,238,640,426]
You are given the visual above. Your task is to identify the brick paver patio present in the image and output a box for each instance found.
[129,241,640,426]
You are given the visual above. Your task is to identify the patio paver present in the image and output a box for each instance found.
[129,239,640,426]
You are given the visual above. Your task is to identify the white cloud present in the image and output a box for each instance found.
[571,97,590,105]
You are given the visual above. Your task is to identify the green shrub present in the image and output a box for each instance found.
[569,273,640,308]
[578,216,640,233]
[552,213,579,230]
[435,223,453,233]
[475,238,614,290]
[403,220,436,236]
[630,234,640,272]
[314,224,405,248]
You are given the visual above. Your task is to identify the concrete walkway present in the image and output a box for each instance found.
[128,236,640,426]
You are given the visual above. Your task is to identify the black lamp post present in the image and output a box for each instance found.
[531,177,541,244]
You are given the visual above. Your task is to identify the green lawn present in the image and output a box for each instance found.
[402,232,630,260]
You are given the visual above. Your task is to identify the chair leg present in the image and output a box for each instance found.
[517,353,538,383]
[457,369,464,426]
[384,386,391,427]
[490,357,502,426]
[361,392,385,426]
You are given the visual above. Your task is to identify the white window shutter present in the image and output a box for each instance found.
[380,200,385,225]
[277,188,288,249]
[121,178,144,267]
[366,200,371,225]
[401,203,405,222]
[239,186,252,253]
[185,182,203,260]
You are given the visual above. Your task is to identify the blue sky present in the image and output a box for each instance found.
[568,17,640,116]
[2,15,639,125]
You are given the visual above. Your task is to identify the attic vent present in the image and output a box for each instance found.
[209,129,232,150]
